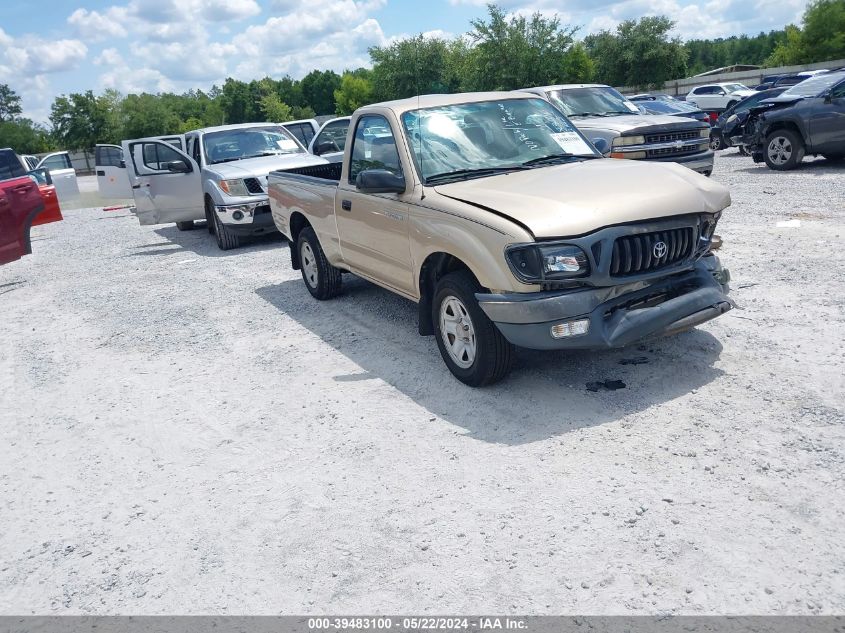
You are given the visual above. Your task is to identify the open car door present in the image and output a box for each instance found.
[0,176,44,266]
[122,135,203,225]
[95,144,132,199]
[35,151,79,199]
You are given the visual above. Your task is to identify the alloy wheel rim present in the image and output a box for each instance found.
[710,136,721,151]
[439,295,477,369]
[767,136,792,165]
[300,242,318,288]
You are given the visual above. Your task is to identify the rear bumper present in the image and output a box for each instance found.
[476,255,731,350]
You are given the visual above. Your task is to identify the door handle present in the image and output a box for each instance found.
[341,199,352,211]
[96,170,105,176]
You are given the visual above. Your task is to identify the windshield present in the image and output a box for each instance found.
[203,126,303,164]
[545,86,639,117]
[641,100,699,114]
[401,98,599,184]
[782,72,845,97]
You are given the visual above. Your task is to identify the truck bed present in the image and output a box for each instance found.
[271,161,342,182]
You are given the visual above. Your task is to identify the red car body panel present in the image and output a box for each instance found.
[32,183,63,227]
[0,176,45,265]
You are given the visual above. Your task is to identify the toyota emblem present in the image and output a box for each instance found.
[653,241,668,258]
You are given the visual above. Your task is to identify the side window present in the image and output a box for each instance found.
[138,143,185,172]
[96,147,123,167]
[830,81,845,99]
[190,136,202,165]
[314,120,349,154]
[301,124,315,146]
[285,124,307,147]
[41,154,72,170]
[348,115,402,183]
[0,150,26,180]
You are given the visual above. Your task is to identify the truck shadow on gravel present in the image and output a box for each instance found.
[122,224,284,258]
[256,276,725,445]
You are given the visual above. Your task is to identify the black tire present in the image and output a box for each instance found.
[205,198,215,234]
[432,270,513,387]
[763,129,805,171]
[175,221,194,231]
[726,100,738,110]
[297,226,342,300]
[738,146,749,156]
[212,206,240,250]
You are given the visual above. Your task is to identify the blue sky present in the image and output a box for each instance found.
[1,0,807,124]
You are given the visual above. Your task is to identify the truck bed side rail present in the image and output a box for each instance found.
[274,162,342,182]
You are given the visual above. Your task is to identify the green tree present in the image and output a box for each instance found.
[259,93,293,122]
[300,70,341,115]
[585,16,687,89]
[120,93,181,140]
[369,36,459,100]
[49,90,118,150]
[768,0,845,65]
[0,84,23,122]
[464,4,579,90]
[334,71,374,115]
[562,43,595,83]
[0,119,54,153]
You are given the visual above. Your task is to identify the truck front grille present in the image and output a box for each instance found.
[644,130,700,144]
[610,227,694,277]
[243,178,264,194]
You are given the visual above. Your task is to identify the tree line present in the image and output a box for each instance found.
[1,1,842,154]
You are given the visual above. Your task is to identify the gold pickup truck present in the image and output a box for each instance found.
[268,92,733,386]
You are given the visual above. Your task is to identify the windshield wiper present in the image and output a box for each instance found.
[424,166,528,185]
[567,112,599,118]
[521,153,575,166]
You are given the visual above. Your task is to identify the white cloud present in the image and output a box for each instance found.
[200,0,262,21]
[67,7,129,40]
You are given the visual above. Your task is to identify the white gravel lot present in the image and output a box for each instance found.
[1,153,843,615]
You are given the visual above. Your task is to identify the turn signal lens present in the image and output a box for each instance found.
[551,319,590,339]
[220,179,249,196]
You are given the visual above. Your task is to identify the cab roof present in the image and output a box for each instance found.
[358,91,539,115]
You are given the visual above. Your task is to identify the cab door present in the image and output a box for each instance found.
[95,144,132,199]
[121,136,203,225]
[35,152,79,199]
[809,79,845,155]
[335,114,414,294]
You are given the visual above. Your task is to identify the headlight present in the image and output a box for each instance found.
[699,128,711,138]
[506,244,590,282]
[219,179,249,196]
[612,135,645,147]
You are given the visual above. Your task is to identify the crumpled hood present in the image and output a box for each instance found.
[572,113,706,134]
[207,152,327,186]
[433,159,730,239]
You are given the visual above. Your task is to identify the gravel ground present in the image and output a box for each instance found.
[1,153,843,615]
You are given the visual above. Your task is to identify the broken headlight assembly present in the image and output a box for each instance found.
[506,243,590,283]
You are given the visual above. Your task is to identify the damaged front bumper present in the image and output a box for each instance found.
[476,255,732,350]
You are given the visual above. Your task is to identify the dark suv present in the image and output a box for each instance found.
[737,71,845,170]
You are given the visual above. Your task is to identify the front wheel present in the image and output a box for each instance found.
[764,129,804,170]
[432,270,513,387]
[297,226,342,300]
[709,133,723,151]
[212,208,240,250]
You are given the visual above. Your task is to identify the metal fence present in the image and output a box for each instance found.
[616,57,845,96]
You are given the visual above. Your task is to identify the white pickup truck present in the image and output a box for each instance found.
[118,123,326,249]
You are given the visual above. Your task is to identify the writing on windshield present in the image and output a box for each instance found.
[401,98,598,184]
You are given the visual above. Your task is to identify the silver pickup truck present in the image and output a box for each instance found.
[267,92,733,386]
[121,123,326,249]
[521,84,715,176]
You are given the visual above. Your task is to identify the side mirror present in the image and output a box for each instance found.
[355,169,405,194]
[591,138,610,154]
[314,140,337,156]
[119,159,126,169]
[718,91,726,96]
[823,92,833,103]
[166,160,190,173]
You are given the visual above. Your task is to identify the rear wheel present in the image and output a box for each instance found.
[297,226,342,300]
[763,129,804,170]
[175,221,194,231]
[432,270,513,387]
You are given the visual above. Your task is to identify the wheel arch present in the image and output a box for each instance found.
[417,252,484,336]
[288,211,311,270]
